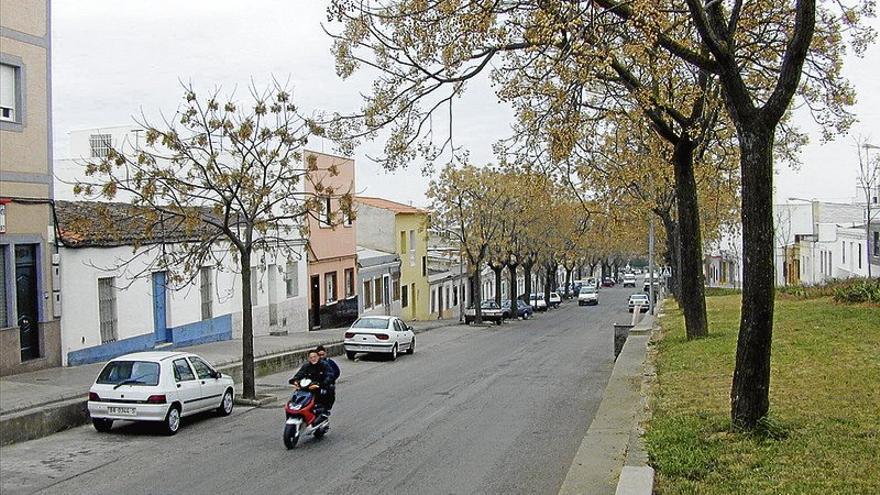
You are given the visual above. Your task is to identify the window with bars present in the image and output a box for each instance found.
[98,277,118,343]
[325,272,337,303]
[286,262,299,298]
[363,279,372,309]
[374,277,384,306]
[392,276,400,301]
[200,267,213,320]
[89,133,112,158]
[345,268,355,297]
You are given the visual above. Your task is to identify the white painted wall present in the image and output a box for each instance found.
[59,243,309,365]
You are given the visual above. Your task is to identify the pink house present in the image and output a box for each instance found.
[304,151,358,329]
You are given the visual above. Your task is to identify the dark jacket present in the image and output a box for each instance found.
[322,358,340,384]
[289,360,334,388]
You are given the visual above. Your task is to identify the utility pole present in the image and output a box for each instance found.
[649,217,655,314]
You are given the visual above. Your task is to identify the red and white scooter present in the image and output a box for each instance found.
[282,378,330,449]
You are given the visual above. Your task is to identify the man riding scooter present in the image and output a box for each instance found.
[315,345,339,414]
[289,350,335,424]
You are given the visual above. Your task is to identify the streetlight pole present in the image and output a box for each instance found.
[864,143,879,279]
[648,216,655,315]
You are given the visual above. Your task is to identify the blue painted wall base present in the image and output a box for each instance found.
[67,314,233,366]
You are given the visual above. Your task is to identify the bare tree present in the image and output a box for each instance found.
[855,136,880,278]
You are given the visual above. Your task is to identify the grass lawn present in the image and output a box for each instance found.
[646,295,880,494]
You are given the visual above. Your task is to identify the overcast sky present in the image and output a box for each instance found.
[52,0,880,207]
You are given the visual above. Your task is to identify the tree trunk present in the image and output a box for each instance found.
[564,267,572,297]
[544,264,553,305]
[523,261,533,299]
[507,263,519,317]
[239,251,256,399]
[673,136,709,339]
[731,126,776,429]
[492,264,503,306]
[473,266,483,323]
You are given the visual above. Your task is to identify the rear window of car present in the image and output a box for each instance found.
[96,361,160,386]
[352,318,390,329]
[580,287,596,293]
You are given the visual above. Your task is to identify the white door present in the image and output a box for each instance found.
[171,358,203,415]
[188,356,224,411]
[395,319,414,350]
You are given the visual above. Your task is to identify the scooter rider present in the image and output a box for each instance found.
[315,345,339,414]
[289,350,334,422]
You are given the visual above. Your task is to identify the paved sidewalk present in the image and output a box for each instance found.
[0,318,456,417]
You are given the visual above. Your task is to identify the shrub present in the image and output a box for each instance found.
[832,279,880,304]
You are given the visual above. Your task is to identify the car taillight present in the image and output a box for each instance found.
[375,333,389,340]
[88,392,100,401]
[146,395,167,404]
[345,332,355,339]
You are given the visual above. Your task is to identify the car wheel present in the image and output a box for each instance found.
[346,351,357,361]
[283,421,300,449]
[406,338,415,354]
[162,405,181,436]
[216,389,234,416]
[92,418,113,433]
[389,344,398,361]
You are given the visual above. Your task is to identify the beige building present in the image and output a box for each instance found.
[0,0,61,375]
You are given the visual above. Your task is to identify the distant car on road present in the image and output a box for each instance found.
[601,277,616,287]
[643,278,661,292]
[622,274,636,287]
[502,299,534,319]
[88,352,235,435]
[578,285,599,306]
[628,294,650,312]
[465,300,505,325]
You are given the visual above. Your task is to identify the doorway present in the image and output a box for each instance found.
[152,271,169,342]
[15,245,40,361]
[310,275,321,329]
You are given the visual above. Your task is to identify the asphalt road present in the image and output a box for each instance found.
[0,286,639,495]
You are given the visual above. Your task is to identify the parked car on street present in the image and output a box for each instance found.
[88,352,235,435]
[464,300,505,325]
[578,286,599,306]
[521,293,549,311]
[643,278,661,292]
[344,316,416,360]
[628,294,650,312]
[622,273,636,287]
[502,299,534,319]
[549,292,562,308]
[601,277,616,287]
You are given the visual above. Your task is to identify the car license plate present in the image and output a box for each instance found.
[108,406,136,416]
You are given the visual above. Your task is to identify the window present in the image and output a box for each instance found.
[431,288,436,313]
[401,285,409,308]
[321,197,332,226]
[842,241,845,263]
[392,276,400,301]
[874,231,879,257]
[374,277,384,306]
[400,231,407,252]
[409,230,416,253]
[173,359,196,382]
[98,277,117,343]
[188,356,216,379]
[286,262,299,298]
[89,133,112,158]
[345,268,355,298]
[325,272,337,303]
[96,361,159,386]
[363,280,373,309]
[200,267,213,320]
[858,243,863,269]
[0,63,19,122]
[250,269,259,306]
[453,286,458,306]
[422,256,427,277]
[445,286,450,309]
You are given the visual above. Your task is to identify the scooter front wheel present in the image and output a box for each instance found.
[283,422,300,450]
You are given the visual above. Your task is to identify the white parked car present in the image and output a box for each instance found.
[578,286,599,306]
[88,352,235,435]
[548,292,562,308]
[523,293,548,311]
[344,316,415,361]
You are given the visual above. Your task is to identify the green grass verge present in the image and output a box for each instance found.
[646,295,880,495]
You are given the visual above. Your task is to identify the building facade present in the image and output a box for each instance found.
[305,152,358,329]
[0,0,61,375]
[355,196,430,320]
[357,246,402,317]
[54,201,309,366]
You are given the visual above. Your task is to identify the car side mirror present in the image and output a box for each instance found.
[407,325,413,331]
[213,371,222,379]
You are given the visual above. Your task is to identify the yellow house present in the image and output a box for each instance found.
[354,197,430,321]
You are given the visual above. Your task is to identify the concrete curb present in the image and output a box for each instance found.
[0,320,459,446]
[557,313,656,495]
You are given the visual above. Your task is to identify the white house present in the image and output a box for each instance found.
[54,200,309,366]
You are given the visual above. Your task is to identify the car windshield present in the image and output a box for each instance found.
[580,287,596,294]
[96,361,160,386]
[481,301,499,309]
[351,318,390,329]
[630,295,649,301]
